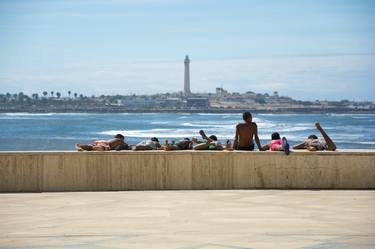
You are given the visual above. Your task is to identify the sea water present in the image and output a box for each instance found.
[0,112,374,151]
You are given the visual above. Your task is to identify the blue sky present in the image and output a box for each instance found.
[0,0,374,100]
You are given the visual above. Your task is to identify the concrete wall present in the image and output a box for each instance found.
[0,151,374,192]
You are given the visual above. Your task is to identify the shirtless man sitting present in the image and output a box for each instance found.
[293,122,336,151]
[233,111,263,151]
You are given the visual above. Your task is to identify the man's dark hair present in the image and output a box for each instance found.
[209,135,218,141]
[114,134,125,140]
[242,111,252,121]
[184,138,190,141]
[271,132,280,140]
[308,135,318,139]
[151,137,159,142]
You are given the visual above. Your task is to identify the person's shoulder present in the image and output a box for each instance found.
[251,122,258,127]
[236,123,243,128]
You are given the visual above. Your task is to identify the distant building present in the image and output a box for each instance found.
[187,98,209,108]
[184,55,191,95]
[215,87,228,97]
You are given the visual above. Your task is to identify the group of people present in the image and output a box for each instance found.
[75,111,336,154]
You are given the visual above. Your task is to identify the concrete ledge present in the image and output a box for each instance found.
[0,150,374,192]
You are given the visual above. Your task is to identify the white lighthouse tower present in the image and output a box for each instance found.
[184,55,191,95]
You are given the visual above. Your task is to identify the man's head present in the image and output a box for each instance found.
[308,135,318,140]
[242,111,252,123]
[271,132,280,140]
[209,135,218,141]
[151,137,159,143]
[114,134,125,140]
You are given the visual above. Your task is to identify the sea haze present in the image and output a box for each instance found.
[0,112,374,151]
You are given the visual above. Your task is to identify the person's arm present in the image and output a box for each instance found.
[293,142,306,150]
[262,144,270,151]
[315,122,336,151]
[233,125,239,150]
[192,137,202,144]
[254,124,263,151]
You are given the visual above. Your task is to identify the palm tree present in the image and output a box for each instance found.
[43,91,48,98]
[56,92,61,99]
[74,93,78,99]
[68,91,71,98]
[50,91,54,97]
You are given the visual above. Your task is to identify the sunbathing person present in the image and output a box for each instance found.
[293,122,336,151]
[233,111,263,151]
[133,137,162,150]
[262,132,290,155]
[192,130,224,150]
[76,134,126,151]
[163,138,193,151]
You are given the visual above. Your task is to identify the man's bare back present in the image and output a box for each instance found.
[236,123,257,148]
[234,112,263,151]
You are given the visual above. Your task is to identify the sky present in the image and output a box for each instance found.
[0,0,374,101]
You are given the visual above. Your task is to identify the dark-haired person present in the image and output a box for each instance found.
[163,138,193,151]
[293,122,336,151]
[133,137,162,150]
[193,130,224,150]
[75,134,126,151]
[262,132,290,155]
[233,111,263,151]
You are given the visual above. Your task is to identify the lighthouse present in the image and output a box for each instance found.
[184,55,191,95]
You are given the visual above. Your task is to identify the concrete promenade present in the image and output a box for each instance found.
[0,190,374,249]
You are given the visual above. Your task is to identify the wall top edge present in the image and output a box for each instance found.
[0,150,374,156]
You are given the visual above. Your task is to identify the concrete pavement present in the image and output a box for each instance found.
[0,190,374,249]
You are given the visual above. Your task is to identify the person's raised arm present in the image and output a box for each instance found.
[254,124,263,151]
[233,125,239,150]
[315,122,336,151]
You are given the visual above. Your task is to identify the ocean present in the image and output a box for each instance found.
[0,112,374,151]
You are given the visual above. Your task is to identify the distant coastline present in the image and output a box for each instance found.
[1,91,374,114]
[1,107,374,114]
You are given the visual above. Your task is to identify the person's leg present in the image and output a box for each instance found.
[315,122,336,151]
[133,145,152,151]
[262,144,270,151]
[194,143,209,150]
[75,144,93,151]
[282,137,290,155]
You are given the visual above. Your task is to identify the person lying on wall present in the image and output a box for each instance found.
[163,130,233,151]
[132,137,162,150]
[293,122,336,151]
[76,134,127,151]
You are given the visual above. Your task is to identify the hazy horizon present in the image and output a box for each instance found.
[1,0,374,101]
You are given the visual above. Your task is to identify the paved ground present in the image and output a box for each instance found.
[0,190,374,249]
